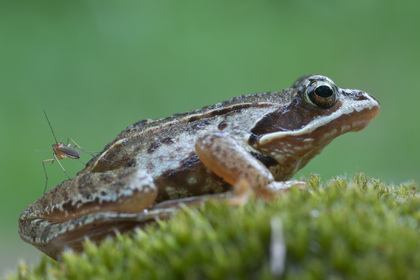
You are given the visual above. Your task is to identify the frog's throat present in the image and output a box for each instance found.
[258,94,380,146]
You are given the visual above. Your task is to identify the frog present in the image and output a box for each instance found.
[19,74,380,260]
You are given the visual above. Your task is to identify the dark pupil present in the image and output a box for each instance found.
[315,85,333,97]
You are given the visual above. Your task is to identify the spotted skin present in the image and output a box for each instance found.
[19,75,380,260]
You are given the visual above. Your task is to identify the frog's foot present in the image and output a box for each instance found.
[229,179,305,204]
[195,132,304,202]
[269,180,306,190]
[259,180,306,200]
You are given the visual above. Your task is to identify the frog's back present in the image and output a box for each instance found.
[83,88,295,175]
[119,89,294,139]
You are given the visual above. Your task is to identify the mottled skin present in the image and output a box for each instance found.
[19,75,380,260]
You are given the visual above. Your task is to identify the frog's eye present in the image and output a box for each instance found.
[305,81,337,108]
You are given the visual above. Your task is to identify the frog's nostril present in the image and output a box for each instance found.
[349,90,370,101]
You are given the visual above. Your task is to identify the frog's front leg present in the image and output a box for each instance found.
[195,132,305,201]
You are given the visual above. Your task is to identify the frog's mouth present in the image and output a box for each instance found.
[258,94,380,146]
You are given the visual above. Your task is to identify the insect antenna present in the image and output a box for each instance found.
[43,108,58,144]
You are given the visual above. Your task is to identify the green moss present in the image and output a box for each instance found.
[8,174,420,280]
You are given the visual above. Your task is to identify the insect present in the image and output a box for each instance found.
[42,109,95,193]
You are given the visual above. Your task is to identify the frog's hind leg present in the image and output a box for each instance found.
[195,132,304,202]
[19,167,159,260]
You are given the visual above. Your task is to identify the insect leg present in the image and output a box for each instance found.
[42,158,56,193]
[54,154,71,180]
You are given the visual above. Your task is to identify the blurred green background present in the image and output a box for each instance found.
[1,0,419,275]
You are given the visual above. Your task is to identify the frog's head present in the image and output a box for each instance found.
[251,74,380,179]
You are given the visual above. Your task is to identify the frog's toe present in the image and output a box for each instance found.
[252,180,306,200]
[269,180,306,191]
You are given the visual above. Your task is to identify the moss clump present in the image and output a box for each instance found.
[9,174,420,280]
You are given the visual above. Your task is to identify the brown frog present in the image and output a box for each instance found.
[19,74,380,260]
